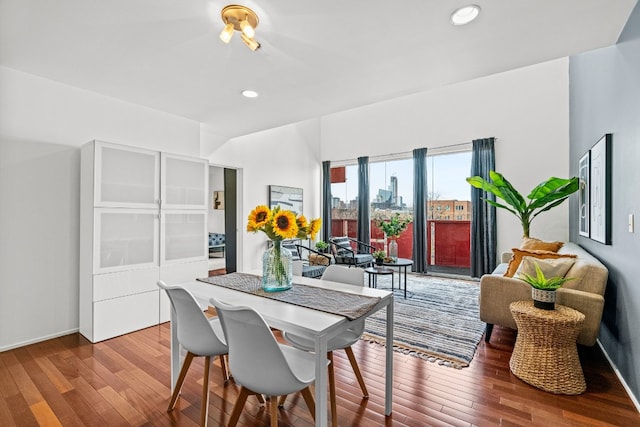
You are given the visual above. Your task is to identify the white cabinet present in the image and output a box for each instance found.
[80,140,208,343]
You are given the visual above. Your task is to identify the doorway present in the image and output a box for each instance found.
[208,166,237,275]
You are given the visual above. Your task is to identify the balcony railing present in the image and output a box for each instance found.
[330,219,471,269]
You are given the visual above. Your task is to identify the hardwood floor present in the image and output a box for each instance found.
[1,320,639,426]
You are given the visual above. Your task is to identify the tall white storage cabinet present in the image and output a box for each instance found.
[80,141,209,343]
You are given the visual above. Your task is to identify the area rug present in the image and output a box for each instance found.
[362,274,485,368]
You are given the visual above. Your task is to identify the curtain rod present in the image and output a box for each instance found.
[330,138,496,166]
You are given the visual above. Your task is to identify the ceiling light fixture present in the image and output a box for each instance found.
[450,5,481,26]
[219,5,261,51]
[241,90,259,98]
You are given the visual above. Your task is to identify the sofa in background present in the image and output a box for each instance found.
[208,233,225,258]
[480,241,608,346]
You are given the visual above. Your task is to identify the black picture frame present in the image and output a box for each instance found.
[578,151,590,237]
[268,185,303,214]
[589,134,612,245]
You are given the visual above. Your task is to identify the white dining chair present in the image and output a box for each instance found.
[157,281,229,426]
[209,297,326,427]
[282,264,368,427]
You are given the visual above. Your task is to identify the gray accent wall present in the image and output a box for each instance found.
[569,2,640,403]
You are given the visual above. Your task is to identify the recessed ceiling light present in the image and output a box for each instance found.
[241,90,259,98]
[450,5,481,26]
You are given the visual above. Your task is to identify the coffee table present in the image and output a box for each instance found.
[382,258,413,298]
[364,266,394,288]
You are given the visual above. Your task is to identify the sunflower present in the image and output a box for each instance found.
[296,214,308,229]
[247,205,271,232]
[272,210,299,239]
[309,218,322,240]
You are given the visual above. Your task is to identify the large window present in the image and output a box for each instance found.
[330,164,359,238]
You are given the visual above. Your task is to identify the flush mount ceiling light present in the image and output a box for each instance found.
[219,4,261,51]
[241,90,259,98]
[450,4,481,26]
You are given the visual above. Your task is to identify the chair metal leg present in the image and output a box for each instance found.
[167,351,195,411]
[328,352,338,427]
[200,356,211,426]
[228,386,251,427]
[269,396,278,427]
[344,346,368,398]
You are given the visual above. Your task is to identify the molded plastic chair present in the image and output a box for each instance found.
[283,265,368,427]
[209,297,325,427]
[157,281,229,426]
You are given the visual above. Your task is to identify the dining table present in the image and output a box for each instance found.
[168,271,394,427]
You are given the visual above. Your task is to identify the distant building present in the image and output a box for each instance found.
[428,200,471,220]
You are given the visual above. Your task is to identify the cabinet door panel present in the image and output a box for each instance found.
[161,211,207,264]
[92,291,159,342]
[94,209,159,273]
[94,141,160,208]
[161,153,208,209]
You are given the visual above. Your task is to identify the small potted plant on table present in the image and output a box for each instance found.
[517,262,574,310]
[373,250,386,266]
[315,240,329,253]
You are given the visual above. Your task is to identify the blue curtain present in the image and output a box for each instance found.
[470,138,497,277]
[322,160,332,243]
[357,156,370,249]
[412,148,428,273]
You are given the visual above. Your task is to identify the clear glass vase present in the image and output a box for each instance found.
[388,238,398,261]
[262,240,293,292]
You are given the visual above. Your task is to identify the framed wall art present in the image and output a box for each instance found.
[589,134,612,244]
[213,191,224,210]
[268,185,303,214]
[578,151,590,237]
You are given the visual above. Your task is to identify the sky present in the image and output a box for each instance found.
[331,151,473,208]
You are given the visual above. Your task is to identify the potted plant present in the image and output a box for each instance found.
[466,171,579,238]
[373,250,386,266]
[517,262,574,310]
[376,213,412,260]
[315,240,329,253]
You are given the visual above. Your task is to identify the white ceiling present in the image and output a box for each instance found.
[1,0,637,139]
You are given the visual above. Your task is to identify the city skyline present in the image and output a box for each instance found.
[331,151,472,208]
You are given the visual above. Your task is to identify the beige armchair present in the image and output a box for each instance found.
[480,242,608,346]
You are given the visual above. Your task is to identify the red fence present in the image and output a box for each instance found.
[330,219,470,268]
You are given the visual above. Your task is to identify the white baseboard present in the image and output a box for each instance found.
[597,339,640,413]
[0,328,79,353]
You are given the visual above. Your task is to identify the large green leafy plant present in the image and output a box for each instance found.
[466,171,579,237]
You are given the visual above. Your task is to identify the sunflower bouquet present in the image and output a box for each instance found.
[247,205,321,291]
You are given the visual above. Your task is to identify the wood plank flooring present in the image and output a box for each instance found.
[1,313,639,425]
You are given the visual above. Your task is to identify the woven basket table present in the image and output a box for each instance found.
[509,301,586,395]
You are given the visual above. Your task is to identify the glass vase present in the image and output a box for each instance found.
[388,238,398,261]
[262,240,293,292]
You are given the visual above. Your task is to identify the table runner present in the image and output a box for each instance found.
[197,272,381,320]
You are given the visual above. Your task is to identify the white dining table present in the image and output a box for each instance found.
[169,272,394,427]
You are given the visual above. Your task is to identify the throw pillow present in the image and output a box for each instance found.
[514,256,575,281]
[504,248,577,278]
[520,237,564,252]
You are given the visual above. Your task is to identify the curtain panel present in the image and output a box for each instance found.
[470,138,497,277]
[322,161,332,244]
[412,148,428,273]
[357,156,370,250]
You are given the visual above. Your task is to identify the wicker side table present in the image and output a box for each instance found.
[509,300,586,395]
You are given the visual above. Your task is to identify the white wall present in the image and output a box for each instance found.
[321,58,571,255]
[203,119,322,272]
[0,67,201,351]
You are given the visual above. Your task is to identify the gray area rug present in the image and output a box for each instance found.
[363,274,485,368]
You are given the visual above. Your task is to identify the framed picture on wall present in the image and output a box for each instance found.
[589,134,612,244]
[269,185,303,214]
[213,191,224,210]
[578,151,590,237]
